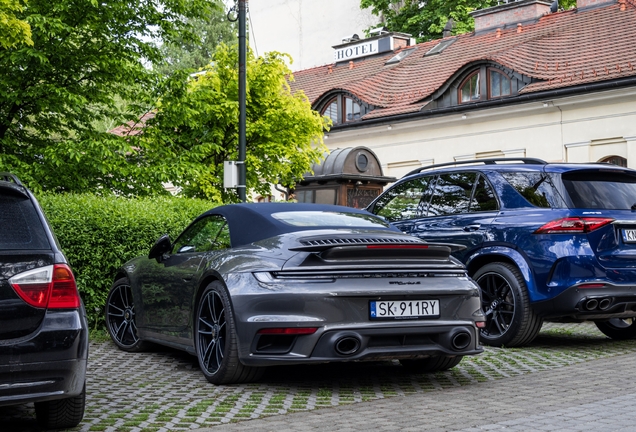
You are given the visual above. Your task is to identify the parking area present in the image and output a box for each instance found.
[2,322,636,432]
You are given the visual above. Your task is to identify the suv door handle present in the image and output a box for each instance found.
[463,224,481,232]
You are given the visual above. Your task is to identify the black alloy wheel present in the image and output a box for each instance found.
[473,262,542,347]
[105,278,148,352]
[195,281,263,385]
[197,286,226,377]
[595,317,636,340]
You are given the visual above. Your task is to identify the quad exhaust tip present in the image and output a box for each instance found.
[335,336,361,356]
[585,299,598,311]
[584,298,612,311]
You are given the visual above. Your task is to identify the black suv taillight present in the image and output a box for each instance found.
[9,264,80,309]
[534,217,614,234]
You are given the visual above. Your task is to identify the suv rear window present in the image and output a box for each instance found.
[0,193,50,250]
[562,171,636,209]
[501,172,566,208]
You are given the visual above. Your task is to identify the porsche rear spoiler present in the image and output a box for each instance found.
[290,241,466,254]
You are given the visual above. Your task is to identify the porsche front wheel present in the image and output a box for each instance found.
[195,281,263,384]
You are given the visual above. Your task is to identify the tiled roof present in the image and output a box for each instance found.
[109,111,156,137]
[290,2,636,120]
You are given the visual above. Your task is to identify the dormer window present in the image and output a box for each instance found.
[458,66,518,105]
[319,93,368,125]
[489,69,511,98]
[460,72,481,102]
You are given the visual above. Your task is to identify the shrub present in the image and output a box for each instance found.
[37,193,214,329]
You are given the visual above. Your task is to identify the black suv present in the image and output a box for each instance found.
[0,173,88,429]
[368,158,636,347]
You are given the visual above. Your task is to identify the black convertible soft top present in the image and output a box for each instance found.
[202,203,399,248]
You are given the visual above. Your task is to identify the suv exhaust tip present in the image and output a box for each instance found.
[585,299,599,311]
[598,298,612,310]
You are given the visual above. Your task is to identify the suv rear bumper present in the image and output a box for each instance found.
[0,309,88,407]
[532,284,636,320]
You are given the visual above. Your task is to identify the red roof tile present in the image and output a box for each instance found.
[109,111,156,137]
[290,3,636,119]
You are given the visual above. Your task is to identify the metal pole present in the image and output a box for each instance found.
[238,0,247,202]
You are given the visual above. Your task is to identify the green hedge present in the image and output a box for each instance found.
[37,193,214,329]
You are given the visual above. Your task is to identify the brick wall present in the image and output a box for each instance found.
[471,0,552,32]
[577,0,616,8]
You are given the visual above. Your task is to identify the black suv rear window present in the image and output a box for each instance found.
[0,193,50,250]
[562,171,636,209]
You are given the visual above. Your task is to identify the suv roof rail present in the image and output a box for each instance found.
[0,172,24,186]
[404,158,548,177]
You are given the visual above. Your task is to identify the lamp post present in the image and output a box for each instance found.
[237,0,247,202]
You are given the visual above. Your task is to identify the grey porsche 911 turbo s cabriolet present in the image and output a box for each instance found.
[105,203,485,384]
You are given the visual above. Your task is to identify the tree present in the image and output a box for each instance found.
[137,44,329,202]
[360,0,577,42]
[0,0,217,194]
[0,0,32,48]
[155,7,236,76]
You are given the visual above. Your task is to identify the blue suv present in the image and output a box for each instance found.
[367,158,636,347]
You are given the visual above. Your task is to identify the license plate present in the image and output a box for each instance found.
[369,300,439,320]
[623,229,636,243]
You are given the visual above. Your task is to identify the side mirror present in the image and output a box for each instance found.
[148,234,171,261]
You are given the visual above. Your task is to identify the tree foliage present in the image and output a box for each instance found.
[0,0,31,48]
[360,0,577,42]
[137,44,329,202]
[0,0,217,194]
[155,5,236,76]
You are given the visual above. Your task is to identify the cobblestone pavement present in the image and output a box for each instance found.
[2,322,636,431]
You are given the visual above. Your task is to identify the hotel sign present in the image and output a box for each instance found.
[333,37,393,62]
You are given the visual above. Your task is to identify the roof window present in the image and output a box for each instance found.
[424,38,456,56]
[385,48,416,65]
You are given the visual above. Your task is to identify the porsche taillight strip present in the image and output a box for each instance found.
[269,270,466,280]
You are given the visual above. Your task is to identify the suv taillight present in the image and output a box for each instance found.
[534,217,614,234]
[9,264,80,309]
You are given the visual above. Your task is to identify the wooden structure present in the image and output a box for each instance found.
[295,146,396,208]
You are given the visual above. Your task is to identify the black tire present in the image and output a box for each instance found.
[400,355,463,373]
[35,382,86,429]
[595,318,636,340]
[195,281,263,385]
[474,262,543,347]
[105,277,149,352]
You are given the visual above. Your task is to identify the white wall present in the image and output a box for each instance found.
[248,0,380,70]
[320,88,636,179]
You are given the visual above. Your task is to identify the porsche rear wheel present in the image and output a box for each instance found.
[105,278,149,352]
[400,356,463,373]
[595,318,636,340]
[195,281,263,385]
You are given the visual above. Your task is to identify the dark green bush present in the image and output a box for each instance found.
[37,193,214,329]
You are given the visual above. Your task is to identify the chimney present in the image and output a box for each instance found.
[576,0,616,8]
[470,0,553,34]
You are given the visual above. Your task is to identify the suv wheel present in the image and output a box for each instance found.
[474,262,543,347]
[594,318,636,340]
